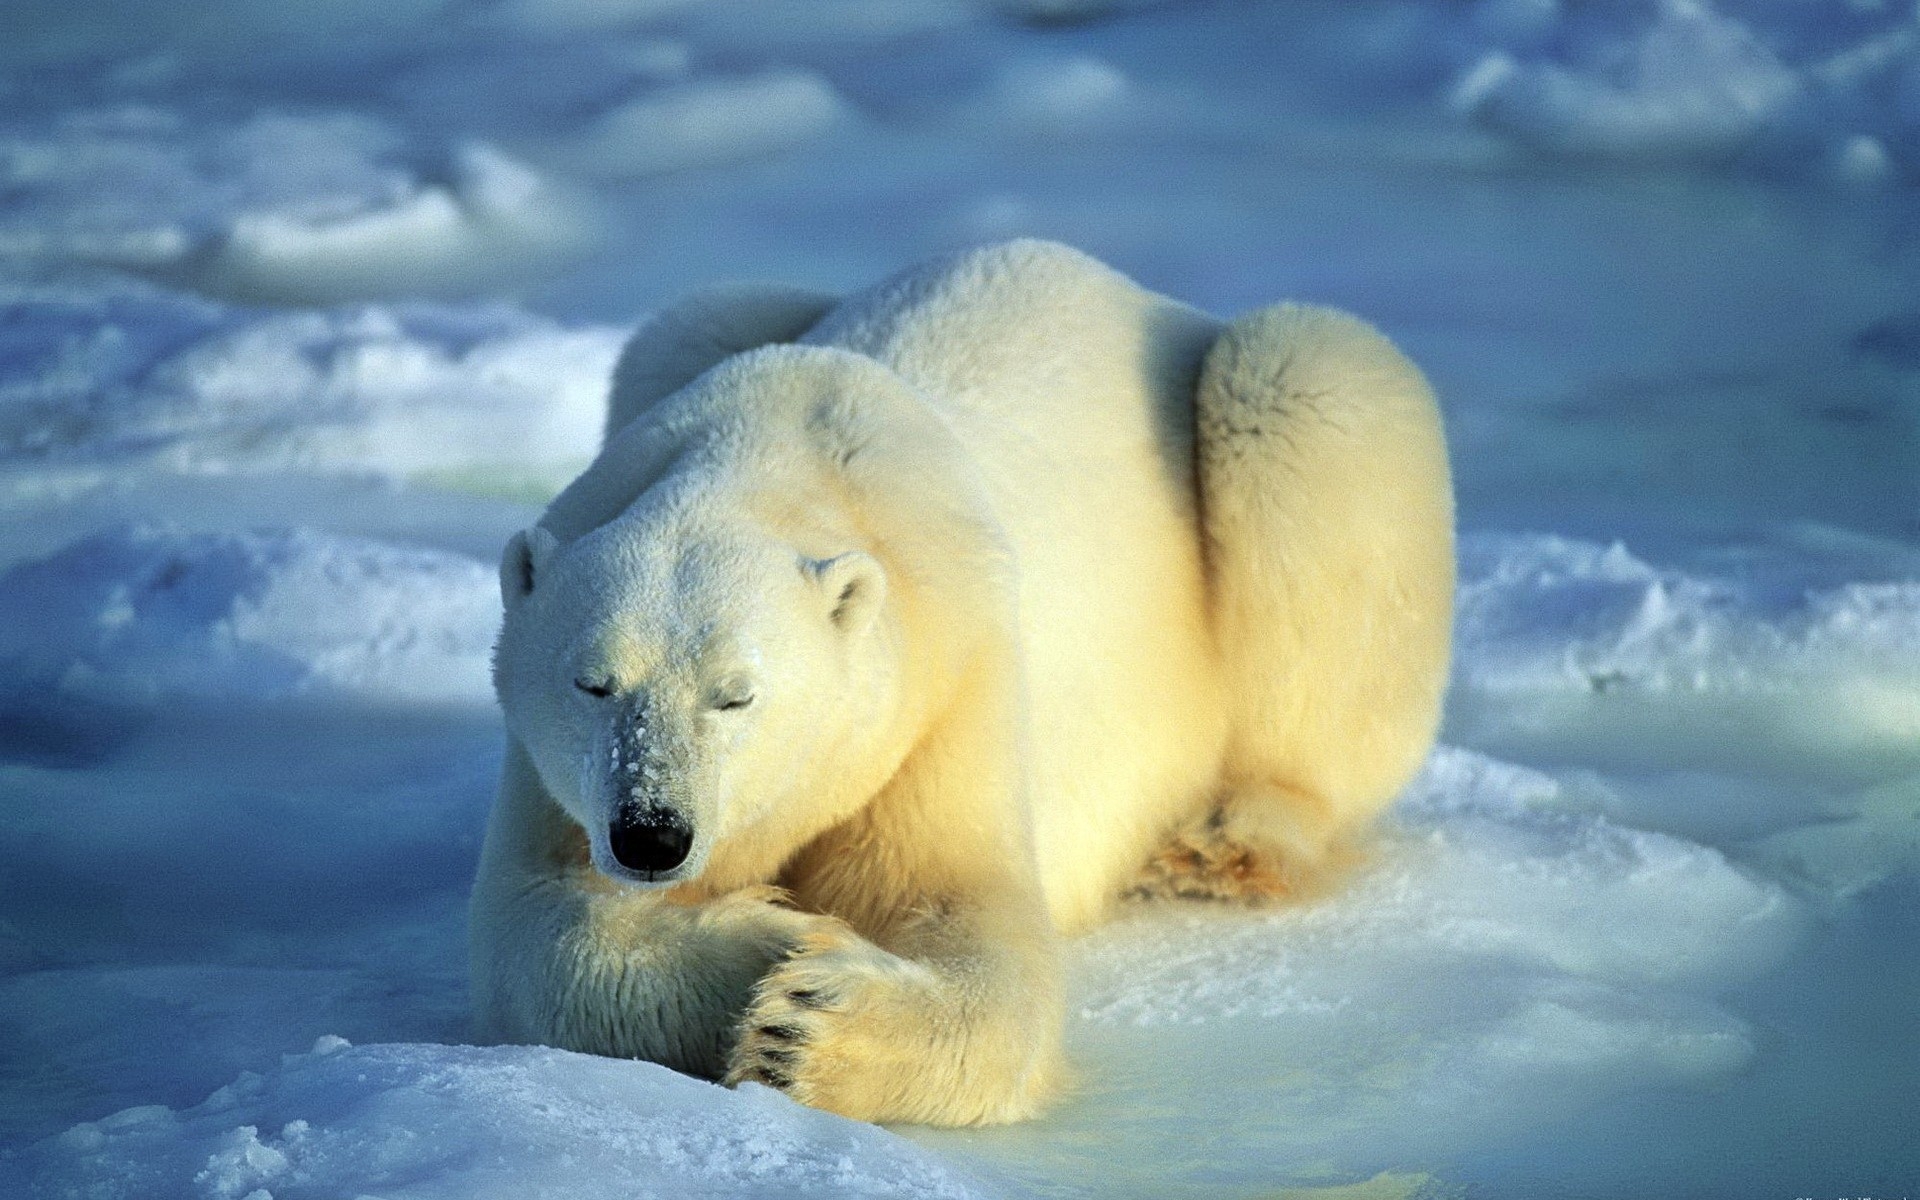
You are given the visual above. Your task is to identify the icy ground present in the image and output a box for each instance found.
[2,1,1917,1197]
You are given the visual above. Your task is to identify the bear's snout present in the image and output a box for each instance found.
[608,808,693,877]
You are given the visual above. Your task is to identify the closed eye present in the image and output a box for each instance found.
[713,691,754,712]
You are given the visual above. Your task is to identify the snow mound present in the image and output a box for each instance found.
[1449,0,1920,181]
[0,525,499,708]
[201,143,594,304]
[1078,747,1798,1027]
[1456,533,1920,694]
[1391,746,1801,982]
[0,110,591,300]
[1452,533,1920,754]
[1453,4,1799,163]
[22,1041,996,1200]
[552,71,850,178]
[0,279,624,476]
[920,745,1800,1190]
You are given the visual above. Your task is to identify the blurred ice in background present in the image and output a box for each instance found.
[0,2,1915,1196]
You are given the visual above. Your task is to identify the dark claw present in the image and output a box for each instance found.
[760,1047,795,1066]
[761,1067,793,1091]
[758,1024,804,1042]
[787,988,826,1008]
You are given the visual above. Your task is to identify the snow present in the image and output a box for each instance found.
[0,525,500,709]
[1453,533,1920,712]
[1444,533,1920,788]
[0,276,623,477]
[1453,4,1803,163]
[907,745,1809,1193]
[0,111,592,301]
[1445,0,1920,181]
[2,0,1917,1197]
[203,143,595,304]
[23,1041,996,1200]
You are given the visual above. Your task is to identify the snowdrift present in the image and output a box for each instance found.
[0,525,499,711]
[0,279,622,478]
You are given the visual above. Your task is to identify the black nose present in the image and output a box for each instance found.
[608,809,692,875]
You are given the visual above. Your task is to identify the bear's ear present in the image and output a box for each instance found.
[807,551,886,635]
[501,526,560,606]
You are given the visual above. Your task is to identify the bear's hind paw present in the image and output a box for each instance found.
[1123,827,1294,903]
[1124,792,1363,905]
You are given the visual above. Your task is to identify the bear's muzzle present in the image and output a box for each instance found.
[607,805,693,878]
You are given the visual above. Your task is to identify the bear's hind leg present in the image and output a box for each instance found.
[1180,303,1454,894]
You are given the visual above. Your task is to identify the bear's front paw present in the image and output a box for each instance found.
[723,919,937,1120]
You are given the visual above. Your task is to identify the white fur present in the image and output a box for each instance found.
[471,239,1454,1125]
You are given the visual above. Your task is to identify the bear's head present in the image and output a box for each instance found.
[492,496,894,886]
[492,345,1011,889]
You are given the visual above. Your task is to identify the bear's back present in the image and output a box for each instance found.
[808,241,1233,932]
[803,240,1214,470]
[799,239,1220,601]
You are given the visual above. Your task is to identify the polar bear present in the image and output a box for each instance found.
[470,240,1453,1126]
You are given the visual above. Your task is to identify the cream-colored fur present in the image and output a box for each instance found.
[470,239,1454,1126]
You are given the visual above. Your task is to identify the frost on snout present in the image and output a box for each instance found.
[592,697,697,882]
